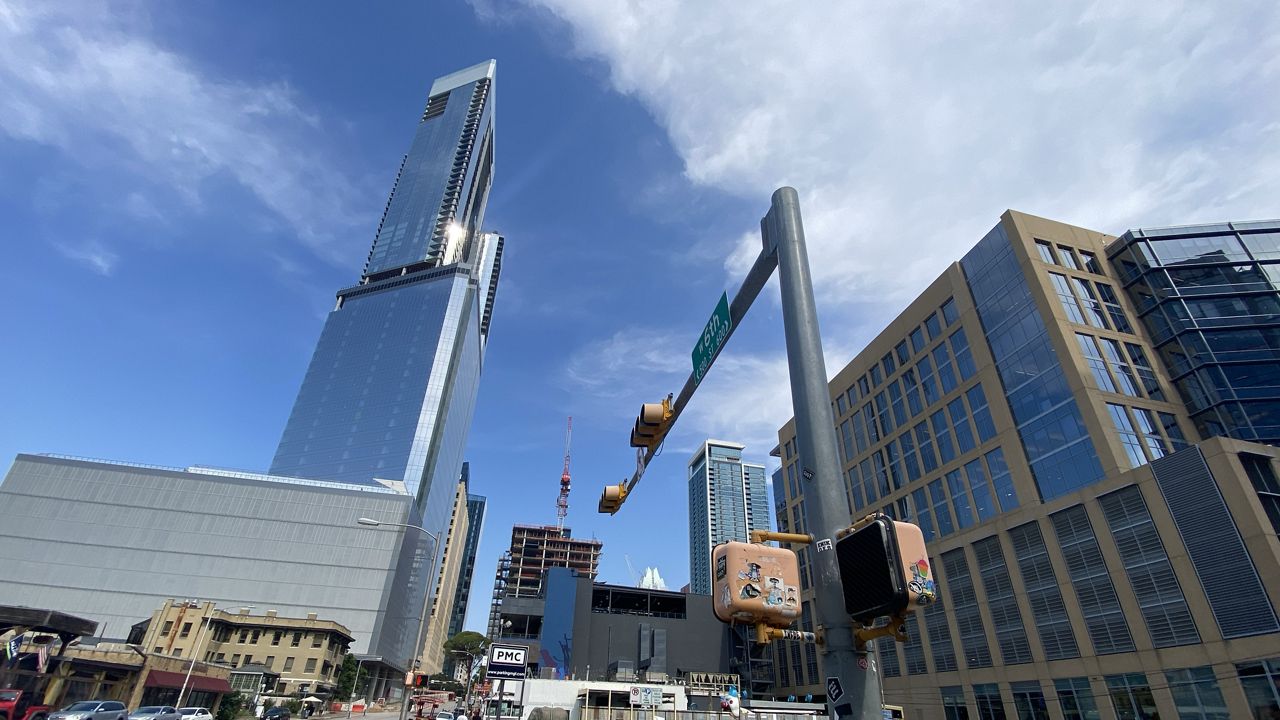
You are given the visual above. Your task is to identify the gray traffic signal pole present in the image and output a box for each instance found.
[765,187,882,720]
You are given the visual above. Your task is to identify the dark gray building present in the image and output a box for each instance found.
[537,568,732,684]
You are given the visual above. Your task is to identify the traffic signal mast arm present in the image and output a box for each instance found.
[601,231,780,514]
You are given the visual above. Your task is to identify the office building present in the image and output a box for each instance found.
[537,567,732,683]
[487,525,602,671]
[132,600,353,697]
[419,478,471,675]
[770,211,1280,719]
[447,466,488,640]
[687,440,770,596]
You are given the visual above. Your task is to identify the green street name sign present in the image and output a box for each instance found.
[692,291,732,386]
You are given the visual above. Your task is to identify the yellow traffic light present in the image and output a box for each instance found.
[598,482,629,514]
[629,395,673,449]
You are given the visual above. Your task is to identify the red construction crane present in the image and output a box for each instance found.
[557,416,572,529]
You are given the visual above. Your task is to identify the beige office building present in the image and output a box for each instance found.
[771,212,1280,719]
[420,478,471,675]
[136,600,353,696]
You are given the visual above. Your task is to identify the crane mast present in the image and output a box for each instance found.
[557,416,572,529]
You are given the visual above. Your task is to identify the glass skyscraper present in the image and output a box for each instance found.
[687,440,770,595]
[269,60,502,666]
[1107,220,1280,445]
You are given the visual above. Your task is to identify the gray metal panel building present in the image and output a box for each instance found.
[0,454,411,658]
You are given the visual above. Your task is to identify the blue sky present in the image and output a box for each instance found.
[2,1,1277,632]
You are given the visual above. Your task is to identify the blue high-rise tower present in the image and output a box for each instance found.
[687,439,771,595]
[269,60,502,668]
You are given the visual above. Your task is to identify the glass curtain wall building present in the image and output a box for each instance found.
[269,60,503,667]
[1107,220,1280,445]
[687,440,771,595]
[770,210,1280,720]
[447,464,488,640]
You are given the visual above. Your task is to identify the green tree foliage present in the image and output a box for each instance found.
[215,692,245,720]
[334,655,359,701]
[442,631,489,704]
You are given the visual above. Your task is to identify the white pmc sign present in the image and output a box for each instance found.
[487,643,529,680]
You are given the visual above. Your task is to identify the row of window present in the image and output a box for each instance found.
[1034,239,1105,276]
[195,651,325,675]
[1106,402,1188,469]
[934,662,1259,720]
[830,296,962,420]
[874,485,1201,682]
[1075,332,1165,401]
[1048,271,1134,333]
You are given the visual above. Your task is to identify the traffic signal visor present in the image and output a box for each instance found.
[834,517,935,623]
[598,482,629,514]
[711,541,801,627]
[629,397,673,449]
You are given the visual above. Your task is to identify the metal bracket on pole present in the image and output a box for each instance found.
[754,624,824,645]
[749,530,814,545]
[835,512,883,540]
[853,614,909,648]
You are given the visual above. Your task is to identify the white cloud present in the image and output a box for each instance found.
[521,0,1279,446]
[55,239,118,276]
[0,0,370,265]
[508,0,1279,306]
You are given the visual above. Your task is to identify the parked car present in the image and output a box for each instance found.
[128,708,178,720]
[49,701,127,720]
[434,713,454,720]
[262,708,290,720]
[177,709,212,720]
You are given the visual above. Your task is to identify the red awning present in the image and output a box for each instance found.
[144,669,233,694]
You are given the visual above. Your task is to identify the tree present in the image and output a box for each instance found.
[442,631,489,706]
[334,655,359,701]
[215,693,245,720]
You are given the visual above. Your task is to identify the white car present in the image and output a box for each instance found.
[177,709,213,720]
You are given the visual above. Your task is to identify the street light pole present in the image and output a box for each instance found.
[178,603,242,708]
[357,518,442,720]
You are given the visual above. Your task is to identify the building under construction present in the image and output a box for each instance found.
[487,524,602,673]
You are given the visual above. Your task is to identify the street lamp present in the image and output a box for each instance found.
[178,604,251,708]
[356,518,443,720]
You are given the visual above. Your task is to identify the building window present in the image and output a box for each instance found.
[985,447,1018,511]
[910,327,927,354]
[966,385,996,443]
[231,654,241,665]
[946,469,975,529]
[173,648,182,658]
[941,297,959,326]
[950,329,977,380]
[876,636,900,678]
[1071,277,1110,329]
[161,621,173,635]
[283,657,295,671]
[1108,404,1149,468]
[1011,681,1050,720]
[942,686,970,720]
[941,548,992,668]
[881,352,896,377]
[239,630,249,644]
[1035,240,1058,264]
[949,397,976,453]
[265,656,275,669]
[1241,453,1280,534]
[272,631,282,646]
[1238,657,1280,719]
[304,658,317,674]
[1099,486,1200,648]
[1124,343,1165,400]
[1049,505,1135,654]
[912,488,935,541]
[1100,338,1143,396]
[902,613,927,675]
[1050,272,1086,324]
[1057,245,1081,270]
[924,596,958,672]
[1054,678,1099,720]
[925,312,942,340]
[1165,667,1230,719]
[935,345,958,394]
[1105,674,1159,720]
[242,655,252,666]
[972,536,1032,664]
[1081,250,1103,275]
[964,458,996,522]
[801,603,818,680]
[973,684,1005,720]
[1008,521,1079,660]
[1095,283,1134,333]
[929,479,955,537]
[179,622,192,638]
[1078,334,1118,392]
[896,340,911,365]
[251,630,261,643]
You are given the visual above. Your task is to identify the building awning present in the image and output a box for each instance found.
[145,669,232,694]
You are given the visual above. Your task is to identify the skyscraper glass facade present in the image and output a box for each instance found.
[447,487,487,639]
[687,440,770,595]
[961,222,1104,500]
[1108,220,1280,445]
[268,60,502,666]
